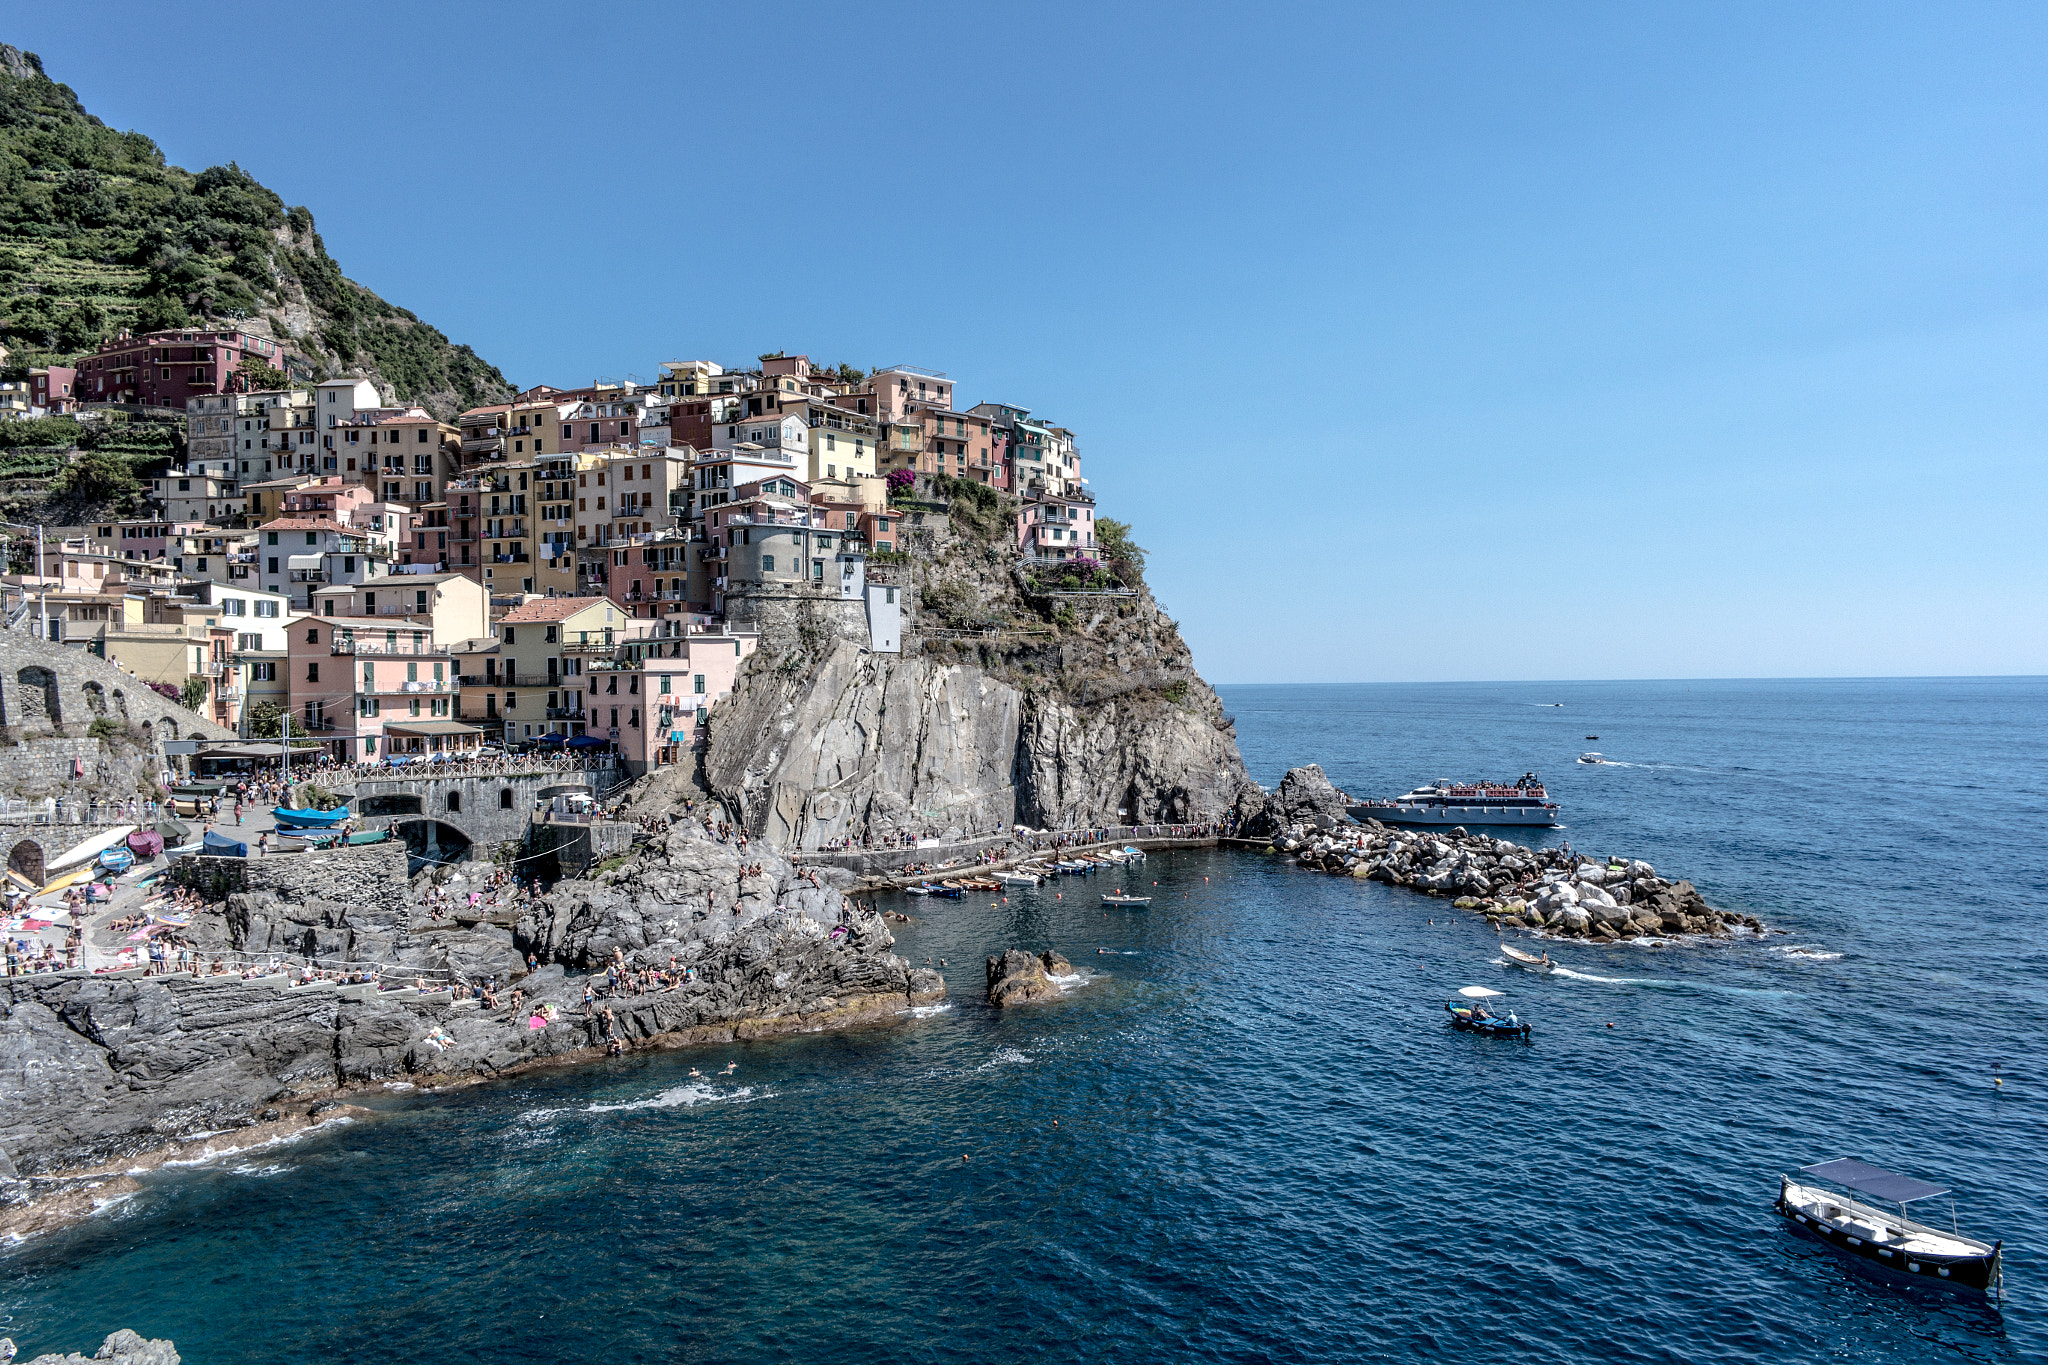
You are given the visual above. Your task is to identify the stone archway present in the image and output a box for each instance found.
[14,667,59,726]
[8,838,45,887]
[391,818,473,867]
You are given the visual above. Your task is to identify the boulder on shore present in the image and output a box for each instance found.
[986,948,1062,1007]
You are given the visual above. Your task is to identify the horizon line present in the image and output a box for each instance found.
[1208,673,2048,686]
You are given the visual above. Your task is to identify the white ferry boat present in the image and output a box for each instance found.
[1354,774,1560,827]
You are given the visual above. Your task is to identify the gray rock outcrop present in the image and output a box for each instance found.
[15,1328,179,1365]
[0,819,940,1194]
[1242,763,1356,835]
[702,495,1255,851]
[985,948,1066,1007]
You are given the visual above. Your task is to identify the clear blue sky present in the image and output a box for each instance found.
[14,2,2048,682]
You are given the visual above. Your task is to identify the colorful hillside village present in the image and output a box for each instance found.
[6,344,1107,777]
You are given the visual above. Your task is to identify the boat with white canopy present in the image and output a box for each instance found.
[1776,1158,2002,1296]
[1443,986,1530,1037]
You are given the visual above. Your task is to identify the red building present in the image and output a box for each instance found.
[72,328,285,410]
[30,366,78,413]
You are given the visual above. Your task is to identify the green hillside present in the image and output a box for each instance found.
[0,44,513,417]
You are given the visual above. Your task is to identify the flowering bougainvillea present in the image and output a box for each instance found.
[885,468,916,493]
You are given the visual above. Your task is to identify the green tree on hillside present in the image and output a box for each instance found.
[1095,518,1147,585]
[52,448,140,513]
[239,355,287,391]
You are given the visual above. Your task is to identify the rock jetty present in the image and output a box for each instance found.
[1246,766,1764,942]
[986,948,1072,1007]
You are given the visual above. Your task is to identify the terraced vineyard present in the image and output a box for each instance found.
[0,45,512,417]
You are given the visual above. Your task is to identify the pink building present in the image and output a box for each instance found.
[280,477,375,522]
[1017,493,1097,559]
[601,628,760,776]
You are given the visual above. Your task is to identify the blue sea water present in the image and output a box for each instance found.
[4,677,2045,1363]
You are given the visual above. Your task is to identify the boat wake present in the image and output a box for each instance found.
[582,1083,768,1115]
[1774,945,1844,962]
[1549,967,1682,987]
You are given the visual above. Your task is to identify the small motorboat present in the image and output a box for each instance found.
[1576,752,1609,765]
[1101,892,1152,907]
[925,883,964,900]
[96,847,136,875]
[1584,735,1599,740]
[995,871,1040,886]
[272,806,351,829]
[1500,943,1553,972]
[1445,986,1530,1037]
[1777,1159,2002,1296]
[903,885,931,897]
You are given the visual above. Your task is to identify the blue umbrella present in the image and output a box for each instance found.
[566,735,607,749]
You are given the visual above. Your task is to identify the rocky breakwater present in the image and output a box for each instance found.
[1249,765,1767,943]
[0,822,940,1237]
[985,948,1074,1007]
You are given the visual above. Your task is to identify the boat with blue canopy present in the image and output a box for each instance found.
[1776,1158,2002,1296]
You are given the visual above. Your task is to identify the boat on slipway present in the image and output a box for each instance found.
[1776,1159,2002,1296]
[1358,775,1560,828]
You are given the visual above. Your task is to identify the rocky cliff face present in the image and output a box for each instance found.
[704,484,1254,850]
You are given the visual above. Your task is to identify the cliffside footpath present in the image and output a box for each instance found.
[701,476,1256,850]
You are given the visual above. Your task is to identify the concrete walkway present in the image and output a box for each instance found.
[844,835,1218,893]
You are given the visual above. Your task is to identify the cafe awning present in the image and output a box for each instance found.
[382,721,486,737]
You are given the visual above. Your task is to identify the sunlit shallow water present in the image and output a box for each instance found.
[4,678,2043,1362]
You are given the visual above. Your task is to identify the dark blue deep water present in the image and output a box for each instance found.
[5,678,2045,1363]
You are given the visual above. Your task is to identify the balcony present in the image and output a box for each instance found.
[544,706,586,720]
[492,553,531,564]
[289,569,328,583]
[331,636,451,656]
[559,637,618,654]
